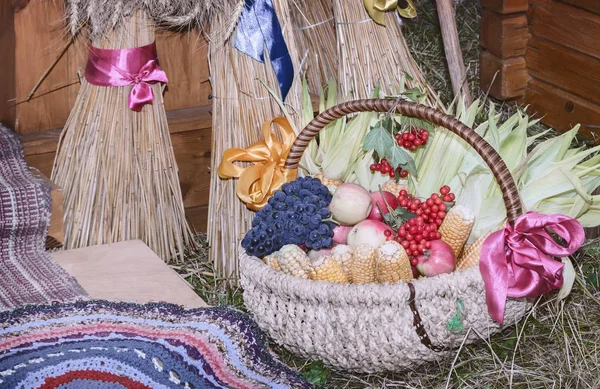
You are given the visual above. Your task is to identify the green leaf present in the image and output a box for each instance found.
[302,361,329,385]
[386,145,417,176]
[363,124,393,157]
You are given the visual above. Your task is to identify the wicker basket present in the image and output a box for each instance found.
[239,99,531,373]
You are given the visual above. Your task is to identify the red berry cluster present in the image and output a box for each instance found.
[369,158,409,179]
[395,128,429,151]
[393,185,456,264]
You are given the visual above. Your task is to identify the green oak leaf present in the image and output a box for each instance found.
[363,124,394,156]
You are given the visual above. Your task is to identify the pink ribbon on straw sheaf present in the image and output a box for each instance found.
[480,211,584,324]
[84,42,168,112]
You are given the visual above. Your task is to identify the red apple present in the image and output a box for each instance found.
[415,240,456,277]
[347,219,394,249]
[332,225,353,244]
[368,191,399,221]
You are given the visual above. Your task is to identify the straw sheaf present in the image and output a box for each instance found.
[66,0,245,39]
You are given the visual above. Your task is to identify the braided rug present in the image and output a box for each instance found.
[0,124,87,311]
[0,300,313,389]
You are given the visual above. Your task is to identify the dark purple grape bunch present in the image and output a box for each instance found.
[241,176,335,257]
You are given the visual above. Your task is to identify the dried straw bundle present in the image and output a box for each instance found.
[208,1,303,280]
[333,0,439,106]
[52,11,194,263]
[289,0,336,93]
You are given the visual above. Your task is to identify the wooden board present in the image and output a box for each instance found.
[185,205,209,233]
[523,78,600,139]
[156,31,212,111]
[172,127,212,209]
[480,0,528,13]
[51,239,208,307]
[0,1,16,129]
[480,10,529,58]
[13,0,72,133]
[526,36,600,105]
[530,1,600,60]
[559,0,600,15]
[480,51,529,99]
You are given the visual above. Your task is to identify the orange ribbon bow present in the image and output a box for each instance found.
[217,117,298,211]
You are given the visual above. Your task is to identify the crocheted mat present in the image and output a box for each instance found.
[0,300,313,389]
[0,124,87,311]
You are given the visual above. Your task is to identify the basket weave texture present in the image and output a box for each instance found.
[240,249,529,372]
[239,99,531,372]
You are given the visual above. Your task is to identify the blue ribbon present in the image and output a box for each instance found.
[234,0,294,101]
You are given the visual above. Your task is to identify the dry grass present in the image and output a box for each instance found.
[176,0,600,386]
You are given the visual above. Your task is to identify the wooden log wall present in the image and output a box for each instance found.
[480,0,600,140]
[0,0,213,232]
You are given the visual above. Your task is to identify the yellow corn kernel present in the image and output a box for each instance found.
[457,231,492,270]
[375,241,412,283]
[263,254,281,272]
[330,244,354,281]
[439,205,475,258]
[382,179,409,197]
[315,172,343,194]
[350,244,376,284]
[308,255,349,283]
[277,244,311,279]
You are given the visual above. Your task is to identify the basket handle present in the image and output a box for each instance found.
[285,99,523,222]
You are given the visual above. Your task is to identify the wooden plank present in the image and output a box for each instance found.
[23,151,55,179]
[524,78,600,138]
[530,1,600,60]
[29,167,63,244]
[52,240,208,307]
[13,0,72,133]
[185,205,209,233]
[559,0,600,16]
[156,30,211,111]
[480,10,529,58]
[166,105,212,134]
[480,0,528,14]
[526,36,600,105]
[0,2,16,129]
[480,51,528,99]
[172,127,212,209]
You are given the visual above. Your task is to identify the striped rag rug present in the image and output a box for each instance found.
[0,300,313,389]
[0,124,87,311]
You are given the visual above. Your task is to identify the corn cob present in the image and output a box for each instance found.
[277,245,311,279]
[330,244,354,281]
[308,255,349,283]
[263,253,281,272]
[315,172,343,194]
[350,244,376,284]
[375,241,412,283]
[457,231,492,270]
[439,205,475,258]
[382,179,409,197]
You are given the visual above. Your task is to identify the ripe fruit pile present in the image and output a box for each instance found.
[369,158,409,179]
[395,127,429,151]
[393,185,456,266]
[241,177,335,257]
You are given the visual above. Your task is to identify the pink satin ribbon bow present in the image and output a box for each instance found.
[84,42,168,112]
[480,211,584,324]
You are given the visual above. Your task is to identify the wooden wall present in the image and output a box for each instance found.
[480,0,600,139]
[1,0,213,232]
